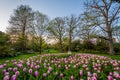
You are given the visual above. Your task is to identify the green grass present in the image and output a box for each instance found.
[44,49,59,53]
[0,53,39,63]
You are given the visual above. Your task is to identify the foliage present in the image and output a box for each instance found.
[114,43,120,53]
[71,40,81,52]
[84,0,120,55]
[0,31,17,57]
[7,5,34,52]
[32,11,49,54]
[47,17,66,52]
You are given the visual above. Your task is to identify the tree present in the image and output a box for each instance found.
[7,5,34,52]
[32,11,49,54]
[85,0,120,55]
[80,12,98,41]
[65,15,81,52]
[0,31,10,57]
[112,0,120,3]
[113,26,120,43]
[48,17,66,52]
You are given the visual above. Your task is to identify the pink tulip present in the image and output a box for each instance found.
[87,77,91,80]
[13,67,18,72]
[108,76,113,80]
[8,68,12,71]
[4,72,9,76]
[11,75,17,80]
[2,69,6,74]
[29,69,32,74]
[70,75,74,80]
[47,70,50,75]
[48,66,52,71]
[23,68,27,72]
[3,75,9,80]
[43,73,47,77]
[0,65,3,68]
[93,73,97,78]
[60,73,64,78]
[80,70,83,76]
[17,64,22,68]
[34,71,39,77]
[87,72,92,77]
[15,71,20,76]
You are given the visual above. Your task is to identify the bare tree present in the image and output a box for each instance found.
[33,11,49,54]
[113,26,120,43]
[7,5,34,52]
[85,0,120,55]
[80,12,98,41]
[112,0,120,3]
[47,17,66,52]
[65,15,81,52]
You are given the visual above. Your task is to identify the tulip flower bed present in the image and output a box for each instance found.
[0,54,120,80]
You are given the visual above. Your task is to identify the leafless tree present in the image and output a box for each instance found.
[47,17,66,52]
[85,0,120,55]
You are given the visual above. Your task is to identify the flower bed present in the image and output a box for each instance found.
[0,54,120,80]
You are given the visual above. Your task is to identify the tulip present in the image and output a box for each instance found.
[93,73,97,78]
[29,69,32,74]
[70,75,74,80]
[43,73,47,77]
[2,69,6,74]
[11,75,17,80]
[47,70,50,75]
[48,66,52,71]
[8,68,12,71]
[54,72,58,75]
[108,76,113,80]
[87,77,91,80]
[0,65,3,68]
[4,72,9,76]
[15,71,20,76]
[23,68,27,72]
[17,64,23,68]
[34,71,39,77]
[60,73,63,78]
[13,67,18,72]
[3,75,9,80]
[80,70,83,76]
[87,72,92,77]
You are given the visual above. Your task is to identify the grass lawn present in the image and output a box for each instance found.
[0,53,39,63]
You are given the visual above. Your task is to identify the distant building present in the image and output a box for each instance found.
[42,35,58,45]
[10,35,19,43]
[10,34,58,44]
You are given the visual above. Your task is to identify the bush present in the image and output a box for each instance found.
[114,43,120,53]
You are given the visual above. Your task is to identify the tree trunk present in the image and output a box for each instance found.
[106,23,115,55]
[108,32,115,55]
[68,32,71,52]
[39,36,42,54]
[21,26,26,52]
[59,38,63,53]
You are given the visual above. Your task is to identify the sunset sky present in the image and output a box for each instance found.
[0,0,84,32]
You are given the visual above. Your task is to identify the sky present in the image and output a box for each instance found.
[0,0,84,32]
